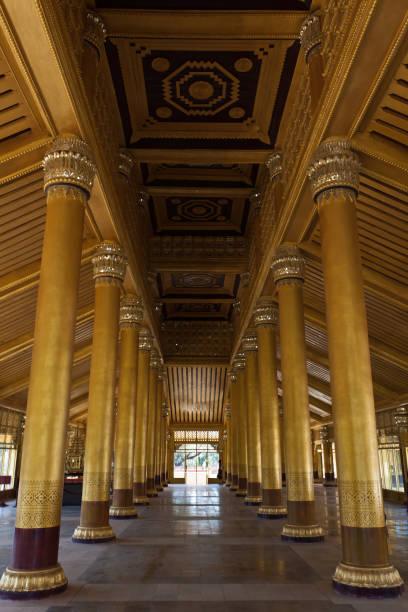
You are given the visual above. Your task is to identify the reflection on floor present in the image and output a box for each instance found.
[0,484,408,611]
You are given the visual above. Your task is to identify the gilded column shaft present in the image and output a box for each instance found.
[271,245,323,541]
[308,140,402,595]
[73,241,126,543]
[133,329,152,504]
[0,137,96,599]
[110,296,143,519]
[224,405,232,487]
[155,376,163,491]
[229,375,239,491]
[235,362,248,497]
[160,405,169,487]
[146,351,159,497]
[255,302,287,519]
[242,332,262,505]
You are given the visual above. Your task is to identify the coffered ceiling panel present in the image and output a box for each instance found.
[150,193,249,234]
[107,37,297,146]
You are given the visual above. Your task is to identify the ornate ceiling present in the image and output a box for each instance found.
[0,1,407,426]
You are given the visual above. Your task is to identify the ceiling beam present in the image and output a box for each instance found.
[162,297,234,304]
[300,240,408,308]
[0,239,98,303]
[304,304,408,374]
[151,258,247,273]
[0,344,92,399]
[0,305,94,363]
[129,149,271,164]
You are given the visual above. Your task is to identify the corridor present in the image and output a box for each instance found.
[0,485,408,611]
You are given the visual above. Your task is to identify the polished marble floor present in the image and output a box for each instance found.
[1,484,408,611]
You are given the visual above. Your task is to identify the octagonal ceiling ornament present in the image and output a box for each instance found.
[110,39,294,143]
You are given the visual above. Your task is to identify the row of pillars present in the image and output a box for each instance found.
[224,12,403,596]
[223,133,404,597]
[0,137,169,599]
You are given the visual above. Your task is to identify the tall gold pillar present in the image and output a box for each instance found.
[224,405,232,487]
[160,404,169,487]
[229,372,239,491]
[110,295,143,519]
[242,331,262,505]
[155,370,164,492]
[299,11,324,111]
[271,245,323,541]
[320,426,336,487]
[0,137,95,599]
[146,350,160,497]
[233,352,248,497]
[133,329,152,503]
[73,241,126,543]
[308,140,402,595]
[255,300,287,519]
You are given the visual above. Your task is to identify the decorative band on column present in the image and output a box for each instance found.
[271,244,305,287]
[299,11,322,62]
[307,138,360,204]
[119,295,144,328]
[43,135,96,197]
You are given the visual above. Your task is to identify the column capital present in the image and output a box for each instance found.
[162,403,169,418]
[136,190,150,209]
[232,299,241,316]
[92,241,127,283]
[271,244,305,286]
[265,150,283,181]
[43,136,96,196]
[254,299,279,327]
[308,139,360,202]
[224,403,232,419]
[228,369,237,384]
[240,271,250,288]
[299,11,322,62]
[118,149,135,179]
[242,330,258,353]
[250,190,262,211]
[84,11,106,55]
[119,294,143,327]
[149,349,160,370]
[139,328,152,352]
[233,351,246,370]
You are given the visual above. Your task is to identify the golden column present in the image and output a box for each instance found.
[160,403,169,487]
[299,11,324,111]
[146,350,160,497]
[308,139,403,595]
[233,352,248,498]
[242,331,262,506]
[224,405,232,487]
[0,137,95,599]
[155,370,164,492]
[110,295,143,519]
[320,426,336,486]
[254,300,287,519]
[133,328,152,504]
[229,372,239,491]
[271,245,324,541]
[73,241,126,543]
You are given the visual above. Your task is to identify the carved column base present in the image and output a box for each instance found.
[230,485,238,491]
[281,523,324,542]
[258,505,287,519]
[0,564,67,600]
[244,495,262,506]
[109,505,138,519]
[147,490,158,498]
[72,525,115,543]
[333,562,403,598]
[236,488,248,497]
[133,496,149,505]
[156,485,163,492]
